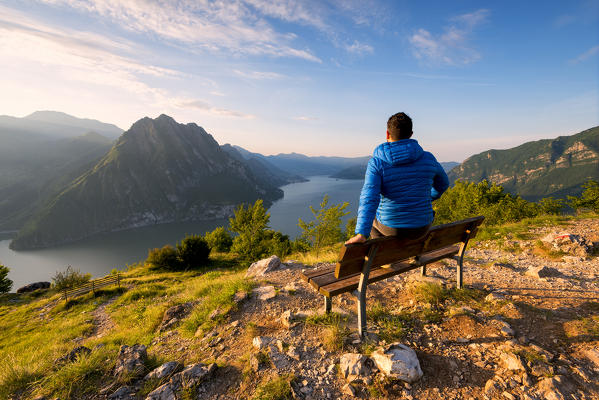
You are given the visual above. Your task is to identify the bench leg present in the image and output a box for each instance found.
[324,296,332,314]
[357,290,367,339]
[457,262,463,289]
[421,265,427,276]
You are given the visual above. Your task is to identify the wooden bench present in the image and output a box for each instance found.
[301,216,485,338]
[63,273,121,301]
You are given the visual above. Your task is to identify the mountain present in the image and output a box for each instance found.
[330,160,460,180]
[264,152,371,177]
[221,144,307,186]
[10,115,282,250]
[448,126,599,201]
[0,131,113,231]
[0,111,123,140]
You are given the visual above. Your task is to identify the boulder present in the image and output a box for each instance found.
[583,347,599,367]
[109,386,135,400]
[252,336,272,350]
[371,343,423,383]
[114,344,147,378]
[339,353,370,383]
[158,303,193,332]
[499,352,525,371]
[536,375,575,400]
[170,363,217,389]
[246,255,281,278]
[57,345,91,364]
[526,266,560,279]
[144,361,182,381]
[145,382,176,400]
[16,281,50,293]
[542,232,592,257]
[253,286,276,301]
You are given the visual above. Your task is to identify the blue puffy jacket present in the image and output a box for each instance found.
[355,139,449,237]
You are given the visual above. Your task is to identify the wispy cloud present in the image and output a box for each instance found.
[293,116,318,121]
[233,69,285,80]
[344,40,374,55]
[0,5,252,119]
[177,100,255,119]
[409,9,489,66]
[569,45,599,64]
[37,0,322,62]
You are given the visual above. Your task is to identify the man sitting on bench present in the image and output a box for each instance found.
[346,112,449,245]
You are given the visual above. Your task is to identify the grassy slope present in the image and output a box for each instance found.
[0,254,252,399]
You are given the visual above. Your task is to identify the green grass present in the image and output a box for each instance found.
[408,282,448,305]
[368,302,410,342]
[305,312,350,352]
[252,374,296,400]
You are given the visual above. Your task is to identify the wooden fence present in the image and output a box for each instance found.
[63,273,121,301]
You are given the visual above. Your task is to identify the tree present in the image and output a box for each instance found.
[229,200,271,261]
[204,227,233,252]
[345,217,357,240]
[298,195,349,254]
[177,234,211,268]
[568,180,599,213]
[0,264,12,293]
[146,245,182,270]
[52,265,91,290]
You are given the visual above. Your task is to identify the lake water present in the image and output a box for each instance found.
[1,176,363,290]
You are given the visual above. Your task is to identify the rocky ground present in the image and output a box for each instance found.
[36,219,599,400]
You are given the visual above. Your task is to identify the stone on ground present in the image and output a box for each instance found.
[57,345,91,364]
[525,266,560,279]
[114,344,147,378]
[144,361,182,381]
[371,343,423,383]
[158,303,193,332]
[499,352,526,371]
[536,375,575,400]
[16,281,50,293]
[253,285,276,301]
[339,353,370,383]
[246,255,281,278]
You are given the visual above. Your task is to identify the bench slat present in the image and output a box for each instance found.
[321,262,422,297]
[311,245,460,297]
[301,265,336,282]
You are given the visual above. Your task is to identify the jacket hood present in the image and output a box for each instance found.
[372,139,424,165]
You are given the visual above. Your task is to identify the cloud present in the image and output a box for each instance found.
[344,40,374,55]
[233,69,285,80]
[569,45,599,64]
[178,100,255,119]
[409,9,489,66]
[293,116,318,121]
[0,6,253,120]
[37,0,322,62]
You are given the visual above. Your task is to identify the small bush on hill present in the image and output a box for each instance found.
[177,235,210,268]
[298,195,349,254]
[0,264,12,293]
[146,245,182,271]
[262,230,291,258]
[52,265,91,291]
[569,180,599,213]
[204,227,233,252]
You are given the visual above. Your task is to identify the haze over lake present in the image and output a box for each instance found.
[1,176,363,290]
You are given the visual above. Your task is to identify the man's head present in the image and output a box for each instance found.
[387,112,413,141]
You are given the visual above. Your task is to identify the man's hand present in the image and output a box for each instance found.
[345,234,367,245]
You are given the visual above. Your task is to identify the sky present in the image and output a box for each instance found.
[0,0,598,161]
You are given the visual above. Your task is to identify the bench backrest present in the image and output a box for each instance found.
[335,216,485,278]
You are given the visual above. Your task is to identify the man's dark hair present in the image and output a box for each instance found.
[387,112,413,140]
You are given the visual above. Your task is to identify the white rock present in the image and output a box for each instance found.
[253,286,276,301]
[499,352,525,371]
[339,353,370,383]
[371,343,423,383]
[583,348,599,367]
[246,255,281,278]
[252,336,272,350]
[145,383,176,400]
[144,361,181,381]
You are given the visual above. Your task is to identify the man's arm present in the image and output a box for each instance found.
[352,158,382,239]
[430,161,449,200]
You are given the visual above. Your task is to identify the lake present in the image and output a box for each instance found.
[1,176,363,290]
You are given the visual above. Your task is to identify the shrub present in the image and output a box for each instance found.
[52,265,91,291]
[0,264,12,293]
[146,245,182,271]
[345,217,357,240]
[229,200,271,261]
[177,235,210,268]
[204,227,233,252]
[298,195,349,254]
[262,230,291,258]
[568,180,599,213]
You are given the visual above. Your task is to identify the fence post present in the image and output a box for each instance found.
[117,273,120,288]
[64,288,68,301]
[92,280,95,295]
